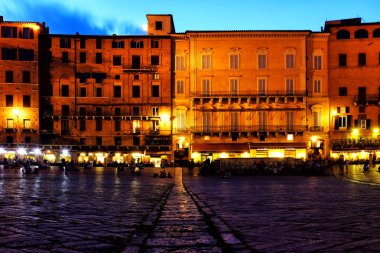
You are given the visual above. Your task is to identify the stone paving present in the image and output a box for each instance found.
[2,165,380,252]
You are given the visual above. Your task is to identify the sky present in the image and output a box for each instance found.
[0,0,379,35]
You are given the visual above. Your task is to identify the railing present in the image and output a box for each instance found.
[331,138,380,150]
[191,90,307,98]
[353,94,379,105]
[123,65,157,73]
[191,125,307,133]
[309,126,324,132]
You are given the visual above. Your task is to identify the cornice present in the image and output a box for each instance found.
[185,31,311,38]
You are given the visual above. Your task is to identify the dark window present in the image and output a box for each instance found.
[96,107,102,116]
[80,138,86,145]
[60,38,71,48]
[62,52,69,63]
[79,119,86,131]
[374,29,380,38]
[115,74,120,80]
[337,30,350,40]
[96,120,102,131]
[115,120,121,132]
[151,40,159,48]
[355,29,369,39]
[80,87,86,97]
[155,21,163,30]
[6,136,14,143]
[22,71,31,83]
[378,52,380,65]
[96,53,102,64]
[78,73,87,83]
[115,108,121,116]
[61,85,69,97]
[358,53,366,66]
[94,73,106,83]
[19,49,34,61]
[61,120,70,135]
[132,55,140,69]
[96,87,102,97]
[25,137,31,143]
[5,71,13,83]
[114,137,121,146]
[339,87,347,96]
[80,38,86,49]
[339,54,347,67]
[130,41,144,48]
[23,95,31,107]
[6,95,13,107]
[152,85,160,97]
[132,86,140,98]
[80,52,86,63]
[79,107,86,116]
[22,27,34,39]
[61,105,70,116]
[113,55,121,66]
[96,38,102,49]
[114,86,121,97]
[134,74,139,80]
[112,41,124,48]
[133,137,140,146]
[1,26,17,38]
[133,107,140,116]
[151,55,159,65]
[1,48,17,60]
[359,106,365,113]
[96,136,102,145]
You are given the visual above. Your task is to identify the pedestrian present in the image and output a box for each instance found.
[345,159,349,174]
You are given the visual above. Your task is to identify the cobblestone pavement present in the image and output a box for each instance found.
[184,170,380,252]
[0,167,174,252]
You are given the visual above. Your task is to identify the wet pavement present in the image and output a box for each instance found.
[1,165,380,252]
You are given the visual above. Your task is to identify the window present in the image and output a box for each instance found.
[96,53,102,64]
[358,53,366,66]
[79,118,86,131]
[79,138,86,145]
[132,55,141,69]
[23,71,31,83]
[134,75,139,80]
[133,120,140,133]
[286,111,294,131]
[339,87,347,96]
[151,55,160,65]
[230,79,238,95]
[5,71,13,83]
[80,38,86,49]
[133,107,140,116]
[152,85,160,97]
[96,87,102,97]
[130,41,143,48]
[230,53,239,69]
[176,80,185,94]
[133,137,140,146]
[339,54,347,67]
[286,78,294,95]
[96,137,102,145]
[202,112,212,132]
[286,54,295,69]
[60,38,71,48]
[231,112,239,131]
[176,111,186,131]
[201,54,211,70]
[176,55,186,70]
[96,119,102,131]
[62,105,70,116]
[313,79,321,93]
[355,29,369,39]
[258,54,267,69]
[19,49,34,61]
[114,85,121,98]
[313,55,322,70]
[112,40,124,48]
[115,107,121,116]
[153,73,160,80]
[313,111,321,127]
[115,75,120,80]
[337,30,350,40]
[113,55,121,66]
[155,21,163,30]
[1,26,17,38]
[23,95,31,107]
[23,119,31,129]
[7,119,14,129]
[114,137,121,146]
[80,87,86,97]
[6,95,13,107]
[258,78,266,95]
[6,136,14,144]
[152,107,159,116]
[24,28,34,39]
[132,85,140,98]
[61,85,69,97]
[1,48,17,60]
[114,120,121,132]
[202,79,211,96]
[151,40,159,48]
[80,52,86,63]
[359,106,365,113]
[258,111,267,131]
[62,52,69,63]
[339,116,347,128]
[96,38,102,49]
[374,29,380,38]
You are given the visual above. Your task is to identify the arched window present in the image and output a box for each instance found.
[373,28,380,38]
[355,29,369,39]
[337,30,350,39]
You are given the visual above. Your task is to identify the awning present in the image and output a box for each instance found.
[249,142,306,149]
[192,143,249,152]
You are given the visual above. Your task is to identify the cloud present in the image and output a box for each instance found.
[0,1,146,35]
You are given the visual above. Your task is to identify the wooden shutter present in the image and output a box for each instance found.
[366,119,371,129]
[347,115,352,130]
[334,117,339,130]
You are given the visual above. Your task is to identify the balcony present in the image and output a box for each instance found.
[191,90,306,99]
[309,126,324,132]
[145,135,171,146]
[123,65,157,73]
[353,95,380,106]
[191,125,307,134]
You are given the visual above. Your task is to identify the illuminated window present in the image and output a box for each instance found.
[258,111,267,131]
[176,80,185,94]
[152,107,159,116]
[339,116,347,128]
[286,54,295,68]
[7,119,14,129]
[176,111,186,131]
[175,55,186,70]
[286,111,294,131]
[230,79,238,95]
[230,53,239,69]
[313,55,322,70]
[6,95,13,107]
[153,73,160,80]
[202,79,211,96]
[231,112,239,131]
[313,111,321,127]
[23,119,31,129]
[313,79,321,93]
[202,112,212,132]
[133,120,140,133]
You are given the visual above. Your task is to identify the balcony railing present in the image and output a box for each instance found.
[191,125,307,133]
[309,126,324,132]
[123,65,157,73]
[353,95,380,105]
[191,90,307,98]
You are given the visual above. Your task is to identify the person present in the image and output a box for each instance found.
[345,159,349,174]
[160,159,166,169]
[363,160,370,172]
[167,172,172,178]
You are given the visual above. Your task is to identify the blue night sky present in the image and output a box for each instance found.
[0,0,378,35]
